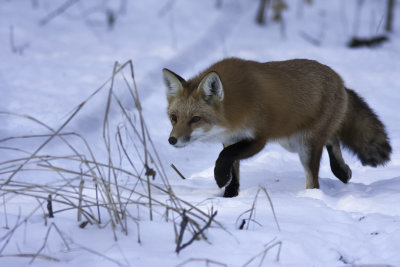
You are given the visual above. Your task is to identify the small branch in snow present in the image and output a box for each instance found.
[235,186,280,231]
[176,258,227,267]
[235,209,263,230]
[385,0,395,32]
[246,188,261,230]
[0,253,60,262]
[0,211,21,254]
[255,0,271,25]
[242,239,282,266]
[259,187,280,232]
[175,210,189,254]
[171,163,186,180]
[2,195,9,229]
[47,194,54,218]
[176,210,218,254]
[239,219,245,229]
[30,222,70,264]
[39,0,80,26]
[348,35,389,48]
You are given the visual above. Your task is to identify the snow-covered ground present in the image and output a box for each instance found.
[1,0,400,266]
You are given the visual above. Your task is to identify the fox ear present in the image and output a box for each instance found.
[197,71,224,102]
[163,68,185,98]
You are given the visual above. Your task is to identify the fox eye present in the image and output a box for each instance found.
[190,116,201,123]
[171,114,177,123]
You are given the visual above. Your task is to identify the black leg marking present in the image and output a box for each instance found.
[215,140,255,189]
[326,145,351,184]
[214,156,233,188]
[223,161,239,198]
[215,139,265,196]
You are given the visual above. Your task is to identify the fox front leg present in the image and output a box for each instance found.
[223,160,240,197]
[214,154,234,188]
[214,138,267,197]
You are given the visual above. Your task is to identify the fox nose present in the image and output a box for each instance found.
[168,136,177,145]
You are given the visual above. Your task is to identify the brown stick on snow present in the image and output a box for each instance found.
[385,0,395,32]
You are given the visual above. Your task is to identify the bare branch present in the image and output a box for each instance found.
[39,0,80,26]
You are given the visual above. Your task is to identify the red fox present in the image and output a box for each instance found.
[163,58,391,197]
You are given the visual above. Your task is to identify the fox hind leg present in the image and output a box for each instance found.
[279,134,322,189]
[326,137,352,183]
[296,142,323,189]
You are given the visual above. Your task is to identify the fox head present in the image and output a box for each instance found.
[162,68,224,147]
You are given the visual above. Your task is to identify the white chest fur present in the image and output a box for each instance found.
[191,126,254,145]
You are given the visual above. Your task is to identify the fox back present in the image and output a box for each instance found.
[164,58,346,145]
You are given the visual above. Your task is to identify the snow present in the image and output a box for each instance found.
[1,0,400,266]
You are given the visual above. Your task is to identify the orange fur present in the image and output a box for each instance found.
[163,58,391,197]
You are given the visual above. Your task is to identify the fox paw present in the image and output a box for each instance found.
[214,158,233,188]
[223,183,239,198]
[344,164,352,183]
[333,163,352,184]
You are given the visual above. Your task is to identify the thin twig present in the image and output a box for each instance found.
[30,223,70,264]
[0,253,60,262]
[176,258,227,267]
[2,195,9,229]
[176,211,218,254]
[0,211,21,254]
[171,164,186,180]
[260,186,280,231]
[242,240,282,266]
[39,0,80,25]
[175,210,189,253]
[47,194,54,218]
[246,188,261,230]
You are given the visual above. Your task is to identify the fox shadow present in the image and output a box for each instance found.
[301,176,400,216]
[239,166,400,216]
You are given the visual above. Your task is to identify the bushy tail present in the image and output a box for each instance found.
[338,88,392,167]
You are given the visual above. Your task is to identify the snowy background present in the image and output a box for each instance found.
[1,0,400,266]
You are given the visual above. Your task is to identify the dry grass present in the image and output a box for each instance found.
[235,186,280,231]
[0,60,223,264]
[0,60,283,266]
[242,237,282,266]
[176,257,228,267]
